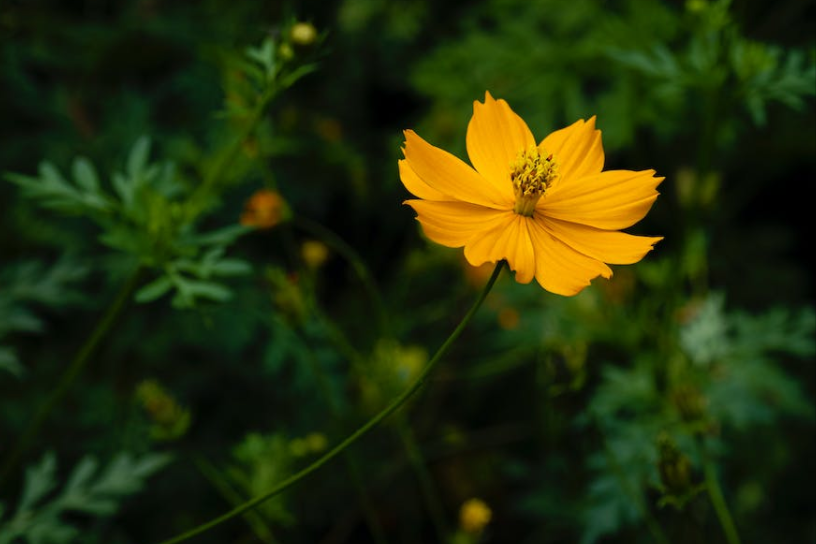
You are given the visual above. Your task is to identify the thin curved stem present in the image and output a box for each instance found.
[185,87,277,222]
[698,437,742,544]
[0,267,144,489]
[192,454,278,544]
[154,261,505,544]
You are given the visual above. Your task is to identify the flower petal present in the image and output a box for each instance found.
[528,218,612,296]
[466,91,534,201]
[463,214,536,284]
[406,200,510,248]
[403,130,508,208]
[540,117,604,181]
[540,216,663,264]
[540,169,663,230]
[399,159,448,201]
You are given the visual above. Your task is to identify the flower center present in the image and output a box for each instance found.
[510,146,559,217]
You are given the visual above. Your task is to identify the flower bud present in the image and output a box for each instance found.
[459,498,492,535]
[290,22,317,46]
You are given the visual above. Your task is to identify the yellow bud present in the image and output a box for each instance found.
[305,432,328,452]
[301,240,330,269]
[459,498,492,534]
[290,22,318,46]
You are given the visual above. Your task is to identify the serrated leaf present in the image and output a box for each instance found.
[62,457,99,495]
[134,276,174,303]
[279,63,318,89]
[71,157,99,192]
[130,452,173,479]
[186,224,253,247]
[112,172,134,209]
[211,259,252,276]
[127,136,151,179]
[17,453,57,512]
[38,162,71,189]
[0,348,24,377]
[246,37,276,77]
[185,280,232,302]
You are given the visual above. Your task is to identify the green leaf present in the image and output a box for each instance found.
[71,157,99,192]
[185,224,253,247]
[112,172,134,210]
[127,136,152,180]
[184,280,232,302]
[0,348,24,377]
[211,258,252,276]
[134,276,175,303]
[246,37,276,78]
[17,453,58,512]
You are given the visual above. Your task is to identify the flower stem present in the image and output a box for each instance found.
[0,267,144,489]
[699,437,743,544]
[185,87,276,222]
[192,454,279,544]
[153,261,506,544]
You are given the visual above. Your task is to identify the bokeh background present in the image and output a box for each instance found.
[1,1,814,543]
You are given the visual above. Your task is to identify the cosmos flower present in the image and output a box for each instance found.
[399,92,663,296]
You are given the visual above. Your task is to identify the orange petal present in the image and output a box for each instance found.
[540,216,663,264]
[540,117,604,182]
[540,169,663,230]
[466,92,534,202]
[528,219,612,296]
[399,159,448,201]
[403,130,507,208]
[406,200,510,248]
[463,214,536,284]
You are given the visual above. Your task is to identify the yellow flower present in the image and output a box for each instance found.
[399,92,663,296]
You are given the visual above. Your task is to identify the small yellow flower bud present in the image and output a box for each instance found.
[278,42,294,61]
[459,498,492,534]
[290,22,318,46]
[301,240,330,269]
[289,438,309,457]
[305,432,328,452]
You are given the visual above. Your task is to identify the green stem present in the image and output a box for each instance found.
[395,415,450,542]
[0,267,144,489]
[186,88,276,221]
[192,454,279,544]
[699,438,743,544]
[154,261,505,544]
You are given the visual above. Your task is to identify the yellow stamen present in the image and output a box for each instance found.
[510,146,559,217]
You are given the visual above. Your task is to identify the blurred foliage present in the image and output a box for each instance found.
[1,0,813,543]
[0,452,170,544]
